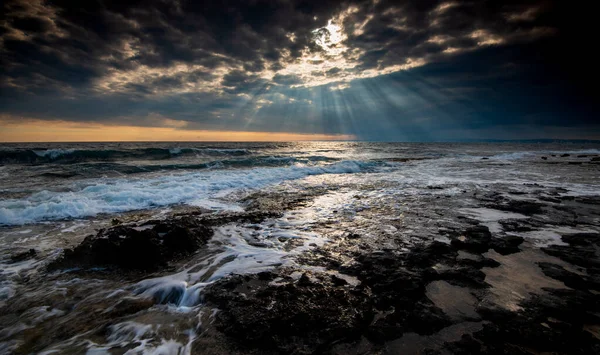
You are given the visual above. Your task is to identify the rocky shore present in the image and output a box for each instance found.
[1,152,600,354]
[200,193,600,354]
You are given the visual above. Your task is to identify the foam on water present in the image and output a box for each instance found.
[491,152,536,160]
[83,322,195,355]
[32,149,76,159]
[129,190,347,310]
[0,160,375,225]
[131,221,326,309]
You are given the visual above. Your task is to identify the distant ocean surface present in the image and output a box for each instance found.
[1,141,599,225]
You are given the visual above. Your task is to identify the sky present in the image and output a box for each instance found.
[0,0,596,142]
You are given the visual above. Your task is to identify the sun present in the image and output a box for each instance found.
[312,19,347,56]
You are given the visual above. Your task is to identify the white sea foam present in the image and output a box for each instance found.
[32,149,75,159]
[0,160,373,225]
[491,152,535,160]
[130,191,341,309]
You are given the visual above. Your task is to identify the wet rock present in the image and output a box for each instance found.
[443,334,484,354]
[457,256,501,269]
[574,196,600,205]
[9,248,36,263]
[543,233,600,272]
[471,288,600,354]
[331,275,348,286]
[450,226,492,253]
[297,272,312,286]
[406,241,457,267]
[200,207,600,354]
[204,240,480,352]
[490,235,524,255]
[538,195,562,203]
[537,262,597,290]
[103,297,155,317]
[40,172,79,178]
[494,199,544,215]
[346,232,361,239]
[498,219,537,232]
[430,266,488,289]
[197,211,282,226]
[48,217,213,271]
[204,273,373,354]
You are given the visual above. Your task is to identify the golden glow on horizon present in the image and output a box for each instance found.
[0,119,355,142]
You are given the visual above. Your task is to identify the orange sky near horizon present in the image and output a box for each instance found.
[0,119,355,142]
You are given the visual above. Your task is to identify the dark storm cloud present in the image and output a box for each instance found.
[0,0,596,140]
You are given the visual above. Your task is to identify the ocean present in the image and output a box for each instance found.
[1,141,599,353]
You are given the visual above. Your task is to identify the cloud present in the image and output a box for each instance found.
[1,0,559,97]
[0,0,595,141]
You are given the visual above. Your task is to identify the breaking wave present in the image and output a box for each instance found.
[0,160,379,225]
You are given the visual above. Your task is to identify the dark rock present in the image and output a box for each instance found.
[537,262,597,290]
[573,196,600,205]
[560,154,570,157]
[450,226,492,253]
[457,256,501,269]
[204,274,374,354]
[40,172,78,178]
[104,297,155,317]
[543,233,600,273]
[538,195,562,204]
[541,156,548,160]
[498,219,537,232]
[257,271,274,281]
[297,272,312,286]
[493,200,544,215]
[346,233,361,239]
[430,266,488,289]
[48,218,213,271]
[490,235,524,255]
[331,275,348,286]
[406,241,457,267]
[10,249,37,263]
[427,185,444,190]
[203,240,481,353]
[472,288,600,354]
[444,334,483,354]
